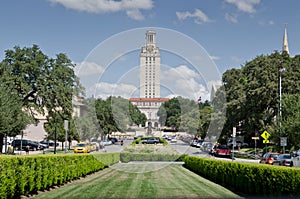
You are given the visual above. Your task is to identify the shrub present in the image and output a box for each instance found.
[182,155,300,197]
[0,153,120,198]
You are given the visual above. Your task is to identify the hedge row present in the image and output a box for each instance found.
[120,152,182,163]
[183,155,300,197]
[0,152,120,198]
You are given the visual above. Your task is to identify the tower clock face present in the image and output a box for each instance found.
[147,46,154,53]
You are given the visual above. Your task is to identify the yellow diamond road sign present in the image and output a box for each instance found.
[261,131,270,140]
[263,140,270,144]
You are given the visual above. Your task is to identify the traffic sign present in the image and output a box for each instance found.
[263,140,270,144]
[252,137,259,140]
[261,131,270,140]
[280,137,287,146]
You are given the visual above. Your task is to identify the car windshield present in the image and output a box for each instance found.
[270,154,279,158]
[280,154,291,159]
[77,143,86,147]
[218,145,229,149]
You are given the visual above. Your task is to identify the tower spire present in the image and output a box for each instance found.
[282,24,289,54]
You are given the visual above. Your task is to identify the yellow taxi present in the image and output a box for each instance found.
[74,142,90,153]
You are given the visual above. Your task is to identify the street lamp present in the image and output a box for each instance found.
[278,66,286,152]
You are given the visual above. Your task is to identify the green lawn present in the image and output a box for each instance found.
[31,162,243,199]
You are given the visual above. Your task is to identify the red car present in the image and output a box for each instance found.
[259,152,280,165]
[212,145,231,157]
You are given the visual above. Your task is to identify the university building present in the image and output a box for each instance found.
[130,30,169,128]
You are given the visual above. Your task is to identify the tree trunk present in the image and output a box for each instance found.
[0,134,4,154]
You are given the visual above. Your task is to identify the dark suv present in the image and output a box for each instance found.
[12,139,43,151]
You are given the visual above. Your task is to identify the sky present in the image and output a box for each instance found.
[1,0,300,101]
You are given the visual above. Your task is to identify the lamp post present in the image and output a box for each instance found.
[278,66,286,152]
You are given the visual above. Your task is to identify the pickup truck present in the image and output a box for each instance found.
[291,149,300,167]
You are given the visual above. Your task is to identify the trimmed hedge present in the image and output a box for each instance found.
[0,152,120,198]
[182,155,300,197]
[120,152,182,163]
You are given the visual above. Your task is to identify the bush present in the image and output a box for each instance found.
[0,153,120,198]
[182,155,300,197]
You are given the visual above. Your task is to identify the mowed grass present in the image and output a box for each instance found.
[31,162,243,199]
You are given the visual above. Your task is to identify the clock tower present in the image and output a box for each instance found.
[140,30,160,98]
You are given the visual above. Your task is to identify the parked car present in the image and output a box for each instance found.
[291,149,300,167]
[259,152,280,165]
[74,142,90,153]
[108,137,119,144]
[170,137,177,143]
[141,137,160,144]
[195,140,203,148]
[272,154,292,166]
[40,140,58,147]
[12,139,42,151]
[211,144,231,157]
[200,141,214,152]
[101,140,112,146]
[190,139,198,147]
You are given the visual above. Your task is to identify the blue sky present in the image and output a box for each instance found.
[1,0,299,100]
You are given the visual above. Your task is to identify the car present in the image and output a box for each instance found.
[108,137,119,144]
[40,140,58,147]
[170,137,177,143]
[190,139,198,147]
[141,137,160,144]
[291,149,300,167]
[195,140,203,148]
[211,145,231,157]
[162,135,169,140]
[101,140,112,146]
[89,142,99,152]
[200,141,214,152]
[272,154,292,166]
[259,152,280,165]
[74,142,90,153]
[12,139,42,151]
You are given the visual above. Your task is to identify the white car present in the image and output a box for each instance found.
[291,149,300,167]
[170,137,177,143]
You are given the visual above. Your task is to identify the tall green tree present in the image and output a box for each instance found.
[0,84,32,152]
[222,51,300,148]
[281,94,300,149]
[0,45,83,139]
[94,96,146,138]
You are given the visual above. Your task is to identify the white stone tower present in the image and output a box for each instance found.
[140,30,161,98]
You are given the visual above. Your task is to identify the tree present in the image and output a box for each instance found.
[0,45,83,139]
[281,94,300,149]
[221,51,300,148]
[94,96,146,138]
[0,84,32,152]
[158,96,212,135]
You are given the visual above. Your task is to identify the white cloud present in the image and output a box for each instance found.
[74,61,105,76]
[94,82,137,99]
[176,8,213,24]
[49,0,153,20]
[210,55,220,60]
[161,65,210,101]
[225,0,261,14]
[225,13,238,23]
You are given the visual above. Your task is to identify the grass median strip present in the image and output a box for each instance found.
[31,162,243,199]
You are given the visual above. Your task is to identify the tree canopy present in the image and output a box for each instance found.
[0,45,83,151]
[221,51,300,148]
